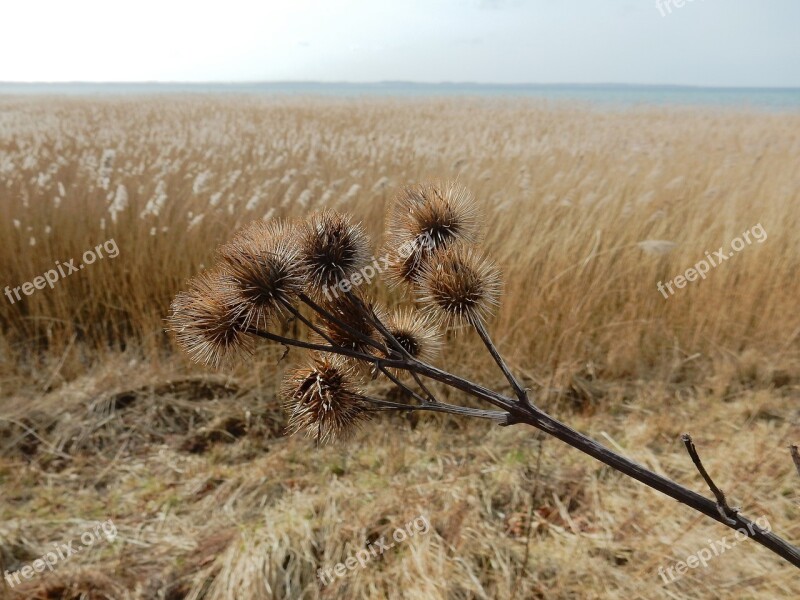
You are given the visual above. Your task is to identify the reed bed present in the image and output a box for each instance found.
[2,96,800,389]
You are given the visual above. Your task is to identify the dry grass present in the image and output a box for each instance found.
[0,96,798,599]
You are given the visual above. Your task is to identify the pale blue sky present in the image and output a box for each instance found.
[1,0,798,86]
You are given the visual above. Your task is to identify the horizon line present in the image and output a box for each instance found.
[2,81,800,91]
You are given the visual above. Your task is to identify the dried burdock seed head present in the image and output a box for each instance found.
[417,243,502,328]
[300,210,371,297]
[385,182,480,286]
[218,219,306,330]
[281,354,371,444]
[384,236,436,288]
[167,269,252,368]
[388,182,480,248]
[384,308,442,363]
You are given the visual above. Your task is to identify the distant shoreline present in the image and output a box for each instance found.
[2,81,800,109]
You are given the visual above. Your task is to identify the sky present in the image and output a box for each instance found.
[1,0,798,86]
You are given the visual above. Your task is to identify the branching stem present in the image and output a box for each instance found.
[473,318,529,406]
[247,323,800,568]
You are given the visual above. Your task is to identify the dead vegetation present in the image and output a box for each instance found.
[1,96,799,598]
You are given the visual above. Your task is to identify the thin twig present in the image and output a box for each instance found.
[473,319,529,406]
[790,445,800,479]
[376,363,429,406]
[283,297,440,408]
[346,290,439,403]
[247,326,518,413]
[681,434,738,525]
[360,395,507,422]
[299,292,391,355]
[511,434,544,599]
[248,328,377,362]
[279,298,336,346]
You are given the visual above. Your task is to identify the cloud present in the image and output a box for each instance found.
[477,0,522,9]
[456,36,485,45]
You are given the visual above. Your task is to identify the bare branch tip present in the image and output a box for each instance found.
[681,433,737,524]
[790,444,800,479]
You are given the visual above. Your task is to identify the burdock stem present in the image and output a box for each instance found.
[374,361,429,405]
[278,298,336,346]
[345,290,439,404]
[682,433,738,524]
[359,395,507,421]
[247,326,800,568]
[298,292,390,356]
[281,299,435,409]
[472,318,529,405]
[247,327,515,412]
[790,445,800,479]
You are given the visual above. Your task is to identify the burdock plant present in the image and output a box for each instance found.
[168,182,800,569]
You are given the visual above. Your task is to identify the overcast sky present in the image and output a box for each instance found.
[2,0,798,86]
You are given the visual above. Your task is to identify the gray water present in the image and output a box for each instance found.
[2,82,800,110]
